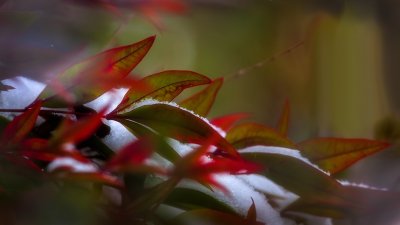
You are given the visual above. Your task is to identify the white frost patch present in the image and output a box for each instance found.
[237,174,288,199]
[167,138,194,156]
[179,175,288,225]
[102,119,137,151]
[0,76,45,117]
[239,146,330,176]
[47,157,97,173]
[126,98,226,137]
[85,88,128,114]
[338,180,388,191]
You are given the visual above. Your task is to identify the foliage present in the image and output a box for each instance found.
[0,36,394,225]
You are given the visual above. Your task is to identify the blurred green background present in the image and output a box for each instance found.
[2,0,400,190]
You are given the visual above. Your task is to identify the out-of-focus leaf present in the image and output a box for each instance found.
[276,99,290,137]
[110,119,181,163]
[246,199,257,222]
[226,123,295,149]
[115,103,239,158]
[169,209,257,225]
[210,113,248,132]
[50,111,104,147]
[128,177,181,213]
[297,138,390,174]
[0,116,9,131]
[165,187,237,214]
[179,78,223,117]
[0,101,42,145]
[54,172,122,188]
[39,36,155,107]
[173,141,260,191]
[105,138,165,175]
[0,82,14,91]
[114,70,210,113]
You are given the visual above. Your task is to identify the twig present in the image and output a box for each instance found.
[225,40,304,81]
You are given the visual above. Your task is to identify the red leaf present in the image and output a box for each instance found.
[1,101,42,145]
[106,138,153,170]
[276,99,290,137]
[211,113,248,131]
[297,138,390,174]
[39,36,155,107]
[50,112,104,146]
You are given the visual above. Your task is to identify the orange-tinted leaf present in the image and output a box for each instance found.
[179,78,223,117]
[115,103,239,158]
[0,101,42,145]
[297,138,390,174]
[39,36,155,107]
[276,99,290,137]
[114,70,211,113]
[226,123,295,149]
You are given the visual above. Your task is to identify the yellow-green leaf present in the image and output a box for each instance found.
[297,138,390,175]
[226,123,295,149]
[179,78,223,117]
[115,70,211,113]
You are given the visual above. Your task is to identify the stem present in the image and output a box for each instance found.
[0,108,97,117]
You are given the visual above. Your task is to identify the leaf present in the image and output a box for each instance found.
[39,36,155,107]
[240,149,400,219]
[110,119,181,163]
[50,111,104,147]
[164,187,237,214]
[105,138,165,174]
[226,123,295,149]
[114,70,211,113]
[276,99,290,137]
[114,103,239,158]
[297,138,390,175]
[179,78,223,117]
[210,113,248,132]
[240,150,340,201]
[246,199,257,222]
[0,82,14,91]
[0,101,42,145]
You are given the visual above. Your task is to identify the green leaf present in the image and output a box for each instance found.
[114,70,211,113]
[276,99,290,137]
[115,103,239,158]
[241,150,400,219]
[226,123,295,149]
[297,138,390,175]
[165,187,237,214]
[39,36,155,107]
[179,78,223,117]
